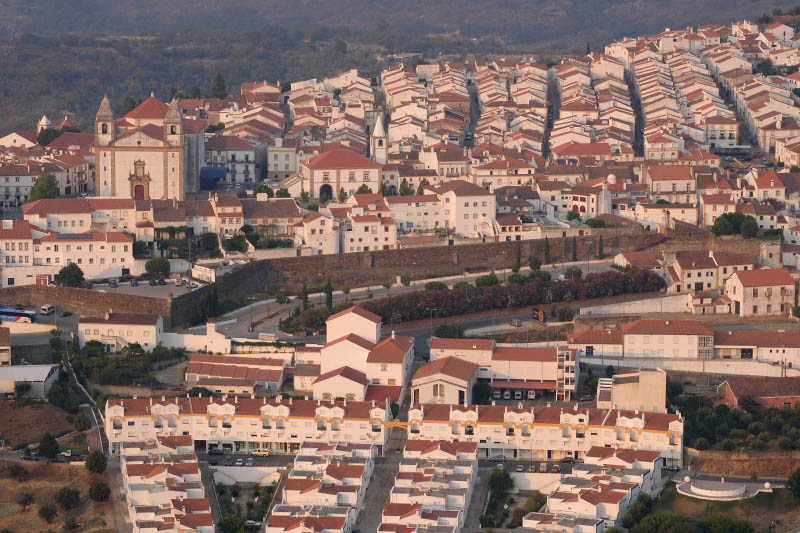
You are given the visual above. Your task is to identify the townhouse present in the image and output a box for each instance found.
[105,395,392,455]
[407,403,683,465]
[724,267,795,317]
[78,312,164,353]
[664,250,753,294]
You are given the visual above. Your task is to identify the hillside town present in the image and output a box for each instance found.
[6,13,800,533]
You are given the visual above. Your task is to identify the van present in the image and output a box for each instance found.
[527,390,536,400]
[252,449,271,457]
[40,304,54,315]
[493,390,501,399]
[514,390,523,400]
[503,390,511,400]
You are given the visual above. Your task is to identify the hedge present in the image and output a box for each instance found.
[360,269,664,323]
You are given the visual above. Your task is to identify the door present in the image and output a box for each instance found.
[134,184,145,200]
[735,301,740,315]
[458,389,465,405]
[694,282,703,291]
[413,388,419,404]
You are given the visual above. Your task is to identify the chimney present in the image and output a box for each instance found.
[149,398,153,406]
[235,396,238,404]
[289,397,293,405]
[371,399,375,407]
[251,393,255,399]
[665,320,670,325]
[277,394,282,402]
[162,396,166,402]
[392,330,396,340]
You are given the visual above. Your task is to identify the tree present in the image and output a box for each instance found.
[416,178,430,195]
[356,184,373,194]
[489,467,513,495]
[597,236,604,259]
[14,381,31,398]
[788,467,800,499]
[425,281,448,291]
[566,210,580,221]
[9,463,28,482]
[338,187,347,203]
[168,85,182,100]
[563,266,582,279]
[236,188,247,198]
[276,188,290,198]
[145,257,170,277]
[513,243,521,273]
[398,179,414,195]
[779,436,794,451]
[741,217,759,238]
[571,236,577,261]
[54,486,80,510]
[85,450,107,473]
[55,263,85,287]
[240,224,254,235]
[120,96,137,115]
[255,183,273,197]
[27,172,59,202]
[88,482,110,502]
[200,232,219,251]
[37,127,61,146]
[544,237,551,263]
[38,502,57,523]
[529,256,541,271]
[17,492,34,509]
[39,432,59,460]
[219,513,246,533]
[73,413,91,432]
[189,85,202,99]
[300,282,309,310]
[475,271,499,287]
[324,279,333,310]
[211,73,227,98]
[605,365,614,378]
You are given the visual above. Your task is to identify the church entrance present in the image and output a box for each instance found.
[134,185,145,200]
[319,184,333,200]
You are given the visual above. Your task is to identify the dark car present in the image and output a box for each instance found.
[158,278,166,286]
[208,448,223,455]
[209,459,218,466]
[130,279,139,287]
[664,465,680,472]
[60,311,72,317]
[149,278,157,286]
[223,458,233,466]
[560,457,575,463]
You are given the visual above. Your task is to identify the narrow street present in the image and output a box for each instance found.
[354,456,400,532]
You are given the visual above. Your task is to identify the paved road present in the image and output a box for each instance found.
[90,280,195,298]
[355,457,400,531]
[197,452,294,468]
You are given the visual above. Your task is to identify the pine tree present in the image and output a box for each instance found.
[324,279,333,310]
[572,236,577,261]
[598,236,604,259]
[513,242,521,273]
[300,282,309,310]
[211,73,227,99]
[586,41,592,55]
[544,237,551,264]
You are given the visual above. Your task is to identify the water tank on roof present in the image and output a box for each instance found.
[607,173,617,184]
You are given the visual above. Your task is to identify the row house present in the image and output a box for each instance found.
[204,135,263,184]
[664,249,753,293]
[105,395,392,456]
[407,403,683,465]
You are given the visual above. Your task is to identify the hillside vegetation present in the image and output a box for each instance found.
[0,0,786,132]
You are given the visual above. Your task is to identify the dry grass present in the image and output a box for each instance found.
[0,460,113,532]
[0,400,73,449]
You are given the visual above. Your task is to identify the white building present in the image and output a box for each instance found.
[79,312,164,353]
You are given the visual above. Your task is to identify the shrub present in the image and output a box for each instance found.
[566,210,580,221]
[434,323,464,338]
[425,281,448,291]
[8,463,28,482]
[38,433,59,460]
[73,413,91,432]
[38,502,57,523]
[508,273,526,284]
[563,266,582,279]
[85,450,107,473]
[453,281,470,289]
[528,256,541,270]
[89,482,111,502]
[693,437,709,450]
[475,271,499,287]
[145,257,170,276]
[17,491,34,509]
[54,486,80,510]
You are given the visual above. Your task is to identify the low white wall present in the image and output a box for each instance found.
[168,259,192,274]
[586,355,800,377]
[250,248,311,260]
[510,472,562,494]
[580,294,686,316]
[211,466,282,485]
[6,322,56,336]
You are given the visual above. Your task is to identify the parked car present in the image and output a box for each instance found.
[246,457,254,467]
[514,390,523,400]
[60,311,72,317]
[528,464,537,473]
[158,278,166,286]
[245,521,261,528]
[664,465,680,472]
[502,390,511,400]
[508,318,522,327]
[551,464,561,473]
[108,279,118,288]
[209,459,218,466]
[560,457,575,463]
[490,455,505,461]
[60,449,72,458]
[493,390,501,399]
[148,278,157,286]
[539,463,548,473]
[253,449,271,457]
[515,464,524,472]
[130,279,139,287]
[223,458,233,466]
[579,395,594,402]
[208,448,223,455]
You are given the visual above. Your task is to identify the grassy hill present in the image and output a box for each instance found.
[0,0,788,133]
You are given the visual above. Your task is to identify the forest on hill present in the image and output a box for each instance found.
[0,0,788,133]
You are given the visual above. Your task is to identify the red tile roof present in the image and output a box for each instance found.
[412,356,477,382]
[313,366,368,386]
[303,148,380,170]
[126,96,169,119]
[730,267,793,287]
[620,319,712,336]
[326,305,381,324]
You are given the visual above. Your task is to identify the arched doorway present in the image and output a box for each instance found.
[319,184,333,199]
[134,185,145,199]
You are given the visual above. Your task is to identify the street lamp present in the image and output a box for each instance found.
[247,297,255,333]
[412,261,416,291]
[501,250,506,284]
[425,307,437,339]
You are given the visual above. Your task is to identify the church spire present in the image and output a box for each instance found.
[96,94,114,120]
[165,98,182,123]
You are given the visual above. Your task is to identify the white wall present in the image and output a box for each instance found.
[580,294,687,316]
[588,355,800,377]
[211,466,282,485]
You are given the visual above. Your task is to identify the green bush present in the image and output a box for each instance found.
[54,487,80,510]
[145,257,170,276]
[425,281,448,291]
[85,450,107,473]
[38,502,57,523]
[475,271,499,287]
[88,482,110,502]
